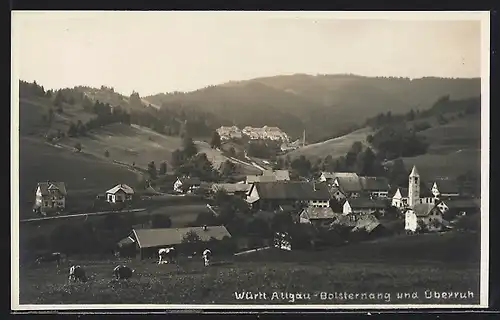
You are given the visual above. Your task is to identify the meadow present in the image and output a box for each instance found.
[18,231,480,305]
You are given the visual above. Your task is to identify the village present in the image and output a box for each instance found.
[28,156,481,262]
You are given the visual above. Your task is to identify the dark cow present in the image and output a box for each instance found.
[113,265,135,280]
[35,252,65,267]
[68,265,87,283]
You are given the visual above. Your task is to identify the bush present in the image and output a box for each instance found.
[454,214,480,232]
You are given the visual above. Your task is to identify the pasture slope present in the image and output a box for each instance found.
[285,127,374,161]
[19,231,480,305]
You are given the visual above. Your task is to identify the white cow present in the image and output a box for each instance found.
[202,249,212,267]
[158,247,176,265]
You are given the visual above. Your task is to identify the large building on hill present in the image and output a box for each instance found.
[216,125,290,142]
[319,172,390,200]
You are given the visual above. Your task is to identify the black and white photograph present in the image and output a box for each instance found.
[11,11,490,310]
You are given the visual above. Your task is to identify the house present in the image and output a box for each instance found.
[342,198,387,221]
[245,170,290,184]
[173,177,202,193]
[430,179,461,199]
[246,181,331,210]
[211,183,252,197]
[327,185,347,204]
[437,198,480,217]
[405,203,444,233]
[391,187,409,209]
[34,181,67,213]
[319,172,359,184]
[118,226,232,259]
[298,207,339,228]
[333,174,363,198]
[105,184,134,203]
[359,176,390,199]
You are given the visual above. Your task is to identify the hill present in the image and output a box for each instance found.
[19,231,480,304]
[146,74,480,142]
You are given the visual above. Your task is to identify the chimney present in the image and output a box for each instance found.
[203,225,208,231]
[313,182,317,191]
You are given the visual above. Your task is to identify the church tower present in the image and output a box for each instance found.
[408,165,420,208]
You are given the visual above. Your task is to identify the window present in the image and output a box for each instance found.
[415,177,419,184]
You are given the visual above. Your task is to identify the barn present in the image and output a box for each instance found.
[117,225,232,260]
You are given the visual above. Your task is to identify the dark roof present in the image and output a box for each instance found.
[254,181,331,201]
[301,207,337,220]
[442,199,480,210]
[37,182,67,196]
[133,226,231,248]
[336,176,363,193]
[434,179,460,195]
[360,177,390,192]
[410,203,439,217]
[346,198,387,209]
[246,175,277,183]
[212,183,252,194]
[419,180,433,197]
[393,187,408,198]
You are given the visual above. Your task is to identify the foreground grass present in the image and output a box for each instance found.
[19,232,480,305]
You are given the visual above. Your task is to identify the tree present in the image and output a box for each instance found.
[68,122,77,137]
[182,230,202,243]
[171,149,185,168]
[210,131,222,149]
[406,109,416,121]
[159,162,167,175]
[388,158,407,187]
[213,188,230,206]
[182,135,198,159]
[104,150,110,158]
[74,142,82,152]
[349,141,363,155]
[355,147,377,176]
[148,161,157,180]
[366,134,374,144]
[220,160,236,177]
[151,214,172,228]
[416,219,428,234]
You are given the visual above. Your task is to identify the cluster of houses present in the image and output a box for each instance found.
[33,163,480,256]
[216,125,290,142]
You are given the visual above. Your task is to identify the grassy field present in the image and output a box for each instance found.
[19,137,142,217]
[18,231,480,305]
[284,127,374,161]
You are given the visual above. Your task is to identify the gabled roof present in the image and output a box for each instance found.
[409,203,439,217]
[393,187,408,198]
[37,182,67,196]
[301,207,337,220]
[212,183,252,194]
[352,215,381,233]
[176,177,202,186]
[359,176,390,192]
[321,172,359,180]
[336,176,363,193]
[246,175,277,183]
[433,179,460,195]
[133,226,231,249]
[272,170,290,181]
[441,198,480,210]
[106,184,134,195]
[253,181,331,201]
[346,198,387,209]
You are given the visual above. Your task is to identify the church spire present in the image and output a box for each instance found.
[410,165,419,177]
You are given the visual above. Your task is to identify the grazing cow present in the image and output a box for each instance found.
[158,247,177,265]
[113,265,135,280]
[202,249,212,267]
[35,252,64,267]
[68,265,87,283]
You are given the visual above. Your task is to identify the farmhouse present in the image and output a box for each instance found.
[118,225,232,259]
[343,198,387,220]
[359,177,390,199]
[105,184,134,203]
[437,198,480,217]
[405,203,444,233]
[34,181,67,213]
[391,187,409,209]
[211,183,252,197]
[430,178,461,199]
[246,181,331,210]
[173,177,202,194]
[298,207,339,228]
[332,174,363,198]
[319,172,359,184]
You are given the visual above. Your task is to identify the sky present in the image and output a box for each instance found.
[12,11,486,97]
